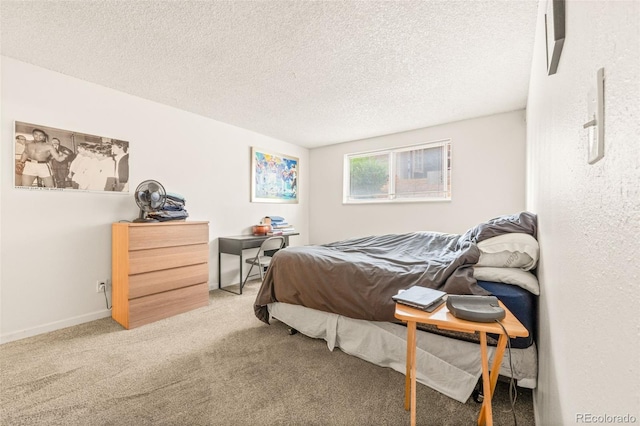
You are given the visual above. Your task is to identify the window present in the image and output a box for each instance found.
[344,140,451,203]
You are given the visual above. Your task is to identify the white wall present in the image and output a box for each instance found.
[527,1,639,424]
[308,110,527,244]
[0,57,309,343]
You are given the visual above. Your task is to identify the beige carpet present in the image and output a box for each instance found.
[0,281,535,425]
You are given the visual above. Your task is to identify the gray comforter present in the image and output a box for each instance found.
[254,212,537,324]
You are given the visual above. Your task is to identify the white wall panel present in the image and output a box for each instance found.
[526,1,640,423]
[0,57,309,342]
[309,110,527,244]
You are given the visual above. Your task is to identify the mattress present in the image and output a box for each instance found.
[268,301,538,403]
[477,280,537,349]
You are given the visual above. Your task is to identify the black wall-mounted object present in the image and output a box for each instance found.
[545,0,565,76]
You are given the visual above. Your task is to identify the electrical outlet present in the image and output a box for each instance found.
[96,280,106,293]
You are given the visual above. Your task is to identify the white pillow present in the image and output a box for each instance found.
[476,233,539,271]
[473,266,540,295]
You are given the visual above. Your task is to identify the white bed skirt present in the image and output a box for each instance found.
[268,302,537,403]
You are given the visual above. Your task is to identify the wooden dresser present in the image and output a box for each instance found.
[111,221,210,329]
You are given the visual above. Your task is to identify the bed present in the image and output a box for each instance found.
[254,212,539,403]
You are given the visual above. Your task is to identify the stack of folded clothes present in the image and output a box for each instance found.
[147,192,189,221]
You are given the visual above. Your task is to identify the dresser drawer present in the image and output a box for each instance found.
[128,283,209,329]
[128,222,209,251]
[112,221,210,330]
[129,243,209,274]
[129,263,209,299]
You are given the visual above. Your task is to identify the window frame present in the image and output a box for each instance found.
[343,139,451,204]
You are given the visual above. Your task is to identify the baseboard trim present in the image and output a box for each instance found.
[0,309,111,344]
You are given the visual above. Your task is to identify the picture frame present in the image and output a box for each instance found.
[14,120,130,193]
[545,0,565,76]
[251,147,298,203]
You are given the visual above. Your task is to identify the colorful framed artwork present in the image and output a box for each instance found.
[251,147,298,203]
[14,121,130,193]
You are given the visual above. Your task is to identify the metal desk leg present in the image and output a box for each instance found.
[239,255,243,295]
[218,252,242,295]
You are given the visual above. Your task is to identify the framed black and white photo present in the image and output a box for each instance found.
[14,121,130,193]
[545,0,565,76]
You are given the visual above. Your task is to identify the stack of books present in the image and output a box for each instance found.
[262,216,296,235]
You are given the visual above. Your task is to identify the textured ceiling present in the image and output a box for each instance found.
[1,1,538,148]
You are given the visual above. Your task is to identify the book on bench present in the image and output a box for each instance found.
[392,286,446,312]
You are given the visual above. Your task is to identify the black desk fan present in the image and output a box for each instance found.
[133,179,166,223]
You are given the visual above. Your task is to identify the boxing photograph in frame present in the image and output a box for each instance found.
[14,121,130,193]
